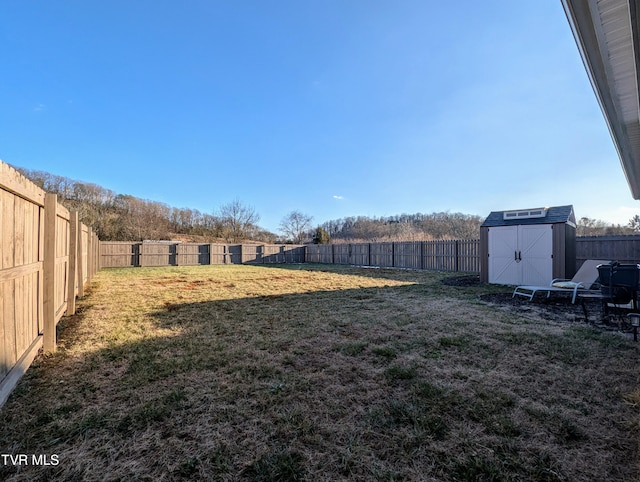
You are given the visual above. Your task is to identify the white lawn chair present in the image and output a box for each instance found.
[512,259,610,304]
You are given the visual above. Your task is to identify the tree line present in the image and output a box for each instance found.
[317,212,484,242]
[577,216,637,236]
[13,165,640,243]
[316,213,639,242]
[15,166,274,242]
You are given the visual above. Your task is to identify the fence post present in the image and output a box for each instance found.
[88,230,92,284]
[65,211,79,316]
[43,193,57,353]
[392,242,395,268]
[92,231,98,276]
[92,230,97,275]
[77,226,85,298]
[134,243,140,267]
[91,232,95,274]
[97,238,102,271]
[139,242,145,267]
[87,228,94,279]
[86,228,92,279]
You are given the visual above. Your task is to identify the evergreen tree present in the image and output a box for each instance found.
[312,227,331,244]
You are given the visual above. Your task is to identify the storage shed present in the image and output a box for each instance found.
[480,205,576,285]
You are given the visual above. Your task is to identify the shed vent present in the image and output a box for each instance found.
[503,208,548,221]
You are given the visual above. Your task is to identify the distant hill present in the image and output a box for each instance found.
[319,212,484,241]
[13,164,276,243]
[12,163,634,242]
[317,211,637,241]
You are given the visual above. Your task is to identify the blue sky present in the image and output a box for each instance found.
[1,1,636,233]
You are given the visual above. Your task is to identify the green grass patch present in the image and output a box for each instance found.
[384,365,417,381]
[337,341,368,356]
[371,345,397,359]
[438,335,471,349]
[117,390,188,435]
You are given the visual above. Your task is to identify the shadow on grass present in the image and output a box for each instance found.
[247,263,510,305]
[251,261,480,283]
[0,273,637,481]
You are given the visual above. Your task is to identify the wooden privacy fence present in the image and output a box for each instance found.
[306,236,640,273]
[100,242,306,268]
[102,241,481,271]
[1,161,98,408]
[305,240,481,272]
[576,235,640,267]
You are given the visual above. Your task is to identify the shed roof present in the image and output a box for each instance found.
[481,205,576,227]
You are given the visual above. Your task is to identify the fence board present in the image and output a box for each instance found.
[100,242,139,268]
[210,244,230,264]
[286,245,305,263]
[304,245,333,263]
[576,235,640,267]
[1,161,98,408]
[261,245,282,264]
[423,241,456,271]
[100,242,306,267]
[306,236,640,274]
[349,243,370,265]
[305,245,320,263]
[394,242,422,269]
[177,243,209,266]
[54,205,70,322]
[263,245,283,263]
[103,242,203,267]
[332,244,350,264]
[370,243,394,267]
[242,245,261,264]
[307,240,481,273]
[2,279,17,376]
[457,239,480,273]
[1,166,45,383]
[142,242,175,267]
[80,225,89,286]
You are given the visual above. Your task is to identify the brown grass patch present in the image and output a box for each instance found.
[0,265,638,481]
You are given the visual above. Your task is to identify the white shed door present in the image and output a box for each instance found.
[488,226,519,285]
[518,225,553,286]
[488,225,553,285]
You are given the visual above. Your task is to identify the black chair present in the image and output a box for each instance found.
[596,262,640,313]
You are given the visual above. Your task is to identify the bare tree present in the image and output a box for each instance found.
[218,198,261,242]
[279,211,313,244]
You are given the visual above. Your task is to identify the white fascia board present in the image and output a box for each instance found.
[561,0,640,199]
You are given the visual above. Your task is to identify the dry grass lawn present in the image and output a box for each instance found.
[0,264,639,481]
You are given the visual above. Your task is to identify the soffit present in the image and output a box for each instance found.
[562,0,640,198]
